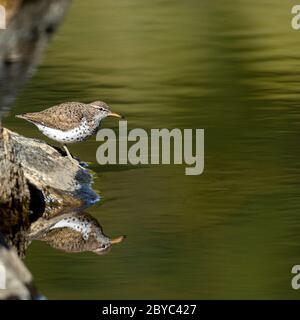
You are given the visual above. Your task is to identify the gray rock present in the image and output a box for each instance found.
[0,233,39,300]
[0,127,99,221]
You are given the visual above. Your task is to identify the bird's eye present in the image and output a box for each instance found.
[101,244,106,249]
[99,107,104,111]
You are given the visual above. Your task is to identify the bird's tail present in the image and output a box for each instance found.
[15,114,27,120]
[16,113,37,125]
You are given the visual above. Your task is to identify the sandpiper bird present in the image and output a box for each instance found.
[30,212,125,255]
[16,101,122,166]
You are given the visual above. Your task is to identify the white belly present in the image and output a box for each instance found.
[50,217,91,240]
[35,118,92,144]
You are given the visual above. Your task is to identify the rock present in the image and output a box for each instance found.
[0,126,30,253]
[0,1,23,23]
[0,127,99,220]
[0,233,39,300]
[0,126,99,254]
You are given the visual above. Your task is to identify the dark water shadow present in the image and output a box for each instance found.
[89,163,150,173]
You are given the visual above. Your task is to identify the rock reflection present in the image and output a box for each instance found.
[0,0,72,119]
[29,211,125,255]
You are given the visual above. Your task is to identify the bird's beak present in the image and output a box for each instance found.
[110,235,126,244]
[108,111,123,119]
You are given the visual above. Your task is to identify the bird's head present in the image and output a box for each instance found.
[93,235,126,255]
[90,100,123,120]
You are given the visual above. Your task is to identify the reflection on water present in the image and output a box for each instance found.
[2,0,300,299]
[0,0,71,118]
[29,211,125,255]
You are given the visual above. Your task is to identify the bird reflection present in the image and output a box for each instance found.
[29,212,125,255]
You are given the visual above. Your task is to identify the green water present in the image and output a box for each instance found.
[3,0,300,299]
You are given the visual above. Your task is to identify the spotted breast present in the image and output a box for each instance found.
[35,117,96,144]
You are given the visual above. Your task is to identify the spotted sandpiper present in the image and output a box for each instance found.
[30,212,125,254]
[16,101,122,166]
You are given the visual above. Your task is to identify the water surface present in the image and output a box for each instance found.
[3,0,300,299]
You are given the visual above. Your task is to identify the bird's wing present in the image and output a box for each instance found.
[17,102,87,131]
[40,228,86,253]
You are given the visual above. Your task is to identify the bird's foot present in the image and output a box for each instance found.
[67,156,85,170]
[71,158,86,170]
[62,144,85,170]
[78,161,90,168]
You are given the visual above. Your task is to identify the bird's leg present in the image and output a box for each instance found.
[63,144,84,169]
[63,144,73,161]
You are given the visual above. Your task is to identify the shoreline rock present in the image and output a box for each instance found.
[0,233,39,300]
[0,127,99,223]
[0,126,101,299]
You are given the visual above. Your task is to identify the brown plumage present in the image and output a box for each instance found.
[40,227,101,253]
[17,102,99,131]
[16,101,122,166]
[32,212,125,255]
